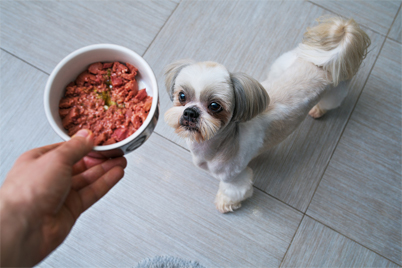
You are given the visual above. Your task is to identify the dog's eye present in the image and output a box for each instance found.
[208,102,222,112]
[178,92,186,103]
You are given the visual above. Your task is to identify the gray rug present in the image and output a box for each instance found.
[136,256,205,268]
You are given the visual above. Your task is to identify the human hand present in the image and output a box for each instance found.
[0,129,127,267]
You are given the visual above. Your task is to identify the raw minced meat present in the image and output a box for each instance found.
[59,61,152,146]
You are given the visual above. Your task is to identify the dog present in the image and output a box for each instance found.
[164,17,371,213]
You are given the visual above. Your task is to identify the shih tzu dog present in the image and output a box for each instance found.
[164,17,371,213]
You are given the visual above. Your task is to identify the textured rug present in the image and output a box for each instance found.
[135,256,205,268]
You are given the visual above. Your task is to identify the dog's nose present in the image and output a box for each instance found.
[183,107,199,121]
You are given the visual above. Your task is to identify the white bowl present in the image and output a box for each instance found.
[44,44,159,158]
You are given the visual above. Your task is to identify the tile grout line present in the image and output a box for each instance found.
[387,36,402,44]
[305,215,401,266]
[307,0,394,39]
[141,0,181,58]
[304,30,388,215]
[154,132,306,215]
[1,1,184,76]
[303,1,399,216]
[153,132,189,152]
[265,6,402,264]
[301,3,402,265]
[385,3,402,41]
[279,213,402,267]
[278,214,306,268]
[254,187,305,214]
[147,1,184,150]
[141,0,183,152]
[155,130,313,266]
[0,48,50,76]
[304,0,401,215]
[295,9,399,267]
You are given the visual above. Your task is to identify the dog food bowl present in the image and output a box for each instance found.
[44,44,159,158]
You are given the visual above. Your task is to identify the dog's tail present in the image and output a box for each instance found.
[297,17,371,86]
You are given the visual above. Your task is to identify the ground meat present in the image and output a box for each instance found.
[59,62,152,146]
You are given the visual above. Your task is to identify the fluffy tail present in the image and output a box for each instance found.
[297,17,371,86]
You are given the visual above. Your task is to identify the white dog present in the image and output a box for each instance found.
[164,17,371,213]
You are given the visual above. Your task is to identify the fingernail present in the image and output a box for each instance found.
[74,129,91,138]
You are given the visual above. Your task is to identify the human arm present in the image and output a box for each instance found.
[0,129,127,266]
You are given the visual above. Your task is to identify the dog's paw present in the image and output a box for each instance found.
[214,191,242,213]
[309,105,327,119]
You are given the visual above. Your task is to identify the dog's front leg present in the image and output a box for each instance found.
[214,167,254,213]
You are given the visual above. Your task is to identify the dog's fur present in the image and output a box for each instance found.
[164,17,371,213]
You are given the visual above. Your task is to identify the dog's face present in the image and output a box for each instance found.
[164,60,270,143]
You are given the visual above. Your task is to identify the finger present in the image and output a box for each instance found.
[18,142,63,161]
[49,129,94,167]
[72,156,107,176]
[61,190,84,223]
[82,156,108,169]
[53,190,84,241]
[79,166,124,211]
[72,157,127,190]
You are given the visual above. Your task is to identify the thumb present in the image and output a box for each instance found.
[51,129,95,167]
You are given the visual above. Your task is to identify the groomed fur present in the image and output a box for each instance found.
[164,17,371,213]
[297,17,371,86]
[230,73,270,122]
[164,59,196,101]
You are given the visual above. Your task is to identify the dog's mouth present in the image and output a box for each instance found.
[182,126,200,133]
[180,119,200,132]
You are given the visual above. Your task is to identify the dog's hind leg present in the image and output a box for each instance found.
[309,80,350,119]
[214,167,254,213]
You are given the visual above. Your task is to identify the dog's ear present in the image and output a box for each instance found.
[230,72,270,122]
[164,59,195,101]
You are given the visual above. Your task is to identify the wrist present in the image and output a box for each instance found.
[0,188,28,266]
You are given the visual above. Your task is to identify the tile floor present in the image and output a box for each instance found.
[1,1,401,267]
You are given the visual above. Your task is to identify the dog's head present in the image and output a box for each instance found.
[164,60,270,142]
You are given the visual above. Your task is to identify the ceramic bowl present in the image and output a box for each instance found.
[44,44,159,158]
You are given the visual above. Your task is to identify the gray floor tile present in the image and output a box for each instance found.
[0,1,178,74]
[389,9,402,43]
[38,133,303,267]
[310,0,401,36]
[307,39,402,265]
[282,216,398,267]
[0,51,61,181]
